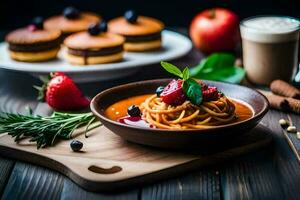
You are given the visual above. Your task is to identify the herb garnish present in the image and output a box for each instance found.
[0,111,101,148]
[183,79,203,105]
[161,61,203,105]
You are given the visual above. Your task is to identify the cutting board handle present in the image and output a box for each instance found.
[50,155,126,179]
[88,165,122,174]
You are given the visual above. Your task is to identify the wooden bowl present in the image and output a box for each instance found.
[91,79,269,149]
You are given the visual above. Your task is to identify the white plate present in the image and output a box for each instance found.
[0,30,192,83]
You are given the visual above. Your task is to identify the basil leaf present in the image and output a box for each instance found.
[204,53,236,71]
[194,66,246,83]
[161,61,183,78]
[182,67,190,80]
[190,53,246,84]
[183,79,202,105]
[190,58,207,76]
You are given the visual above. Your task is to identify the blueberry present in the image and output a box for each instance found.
[88,23,100,36]
[70,140,83,152]
[124,10,138,23]
[127,105,141,117]
[31,16,44,29]
[156,86,165,97]
[88,21,108,36]
[63,6,80,19]
[98,20,107,32]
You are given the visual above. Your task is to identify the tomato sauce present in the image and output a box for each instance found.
[105,94,253,128]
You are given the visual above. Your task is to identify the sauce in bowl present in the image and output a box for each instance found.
[105,94,253,128]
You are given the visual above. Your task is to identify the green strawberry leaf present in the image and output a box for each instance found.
[161,61,183,78]
[183,79,202,105]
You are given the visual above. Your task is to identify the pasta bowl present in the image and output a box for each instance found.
[91,79,269,149]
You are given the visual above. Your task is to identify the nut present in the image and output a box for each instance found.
[279,119,289,127]
[287,126,297,133]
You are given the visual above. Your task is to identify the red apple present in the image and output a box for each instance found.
[189,8,240,53]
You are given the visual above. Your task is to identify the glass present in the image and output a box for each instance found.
[240,16,300,85]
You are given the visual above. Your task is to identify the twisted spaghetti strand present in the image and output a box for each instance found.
[140,94,236,129]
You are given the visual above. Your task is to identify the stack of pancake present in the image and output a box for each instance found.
[5,8,164,65]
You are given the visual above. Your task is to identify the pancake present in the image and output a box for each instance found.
[124,40,161,51]
[65,52,123,65]
[64,31,125,65]
[8,37,61,52]
[108,16,164,52]
[124,32,161,43]
[68,45,123,57]
[5,27,61,62]
[8,48,60,62]
[45,12,100,35]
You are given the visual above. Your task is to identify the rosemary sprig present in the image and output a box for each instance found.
[0,111,102,148]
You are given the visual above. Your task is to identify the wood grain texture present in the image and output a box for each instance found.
[0,71,66,200]
[281,112,300,162]
[2,162,64,200]
[60,179,138,200]
[0,70,40,198]
[2,102,65,200]
[0,157,14,195]
[0,96,60,199]
[0,69,39,114]
[0,124,271,192]
[0,101,135,200]
[220,110,300,200]
[220,147,284,200]
[265,111,300,200]
[141,170,220,200]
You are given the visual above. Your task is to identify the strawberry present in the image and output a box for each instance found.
[202,86,219,102]
[197,80,208,90]
[160,79,186,105]
[35,72,90,110]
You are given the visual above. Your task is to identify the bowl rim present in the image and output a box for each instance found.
[90,79,269,134]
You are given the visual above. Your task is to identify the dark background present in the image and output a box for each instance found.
[0,0,299,31]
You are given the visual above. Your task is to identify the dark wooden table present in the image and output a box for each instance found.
[1,28,300,200]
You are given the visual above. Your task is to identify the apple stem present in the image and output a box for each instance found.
[210,8,216,18]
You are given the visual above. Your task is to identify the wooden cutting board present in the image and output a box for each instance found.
[0,124,272,192]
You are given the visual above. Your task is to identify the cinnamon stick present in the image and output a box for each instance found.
[259,90,300,113]
[286,98,300,113]
[270,80,300,99]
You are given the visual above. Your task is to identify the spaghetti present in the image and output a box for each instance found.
[140,94,236,129]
